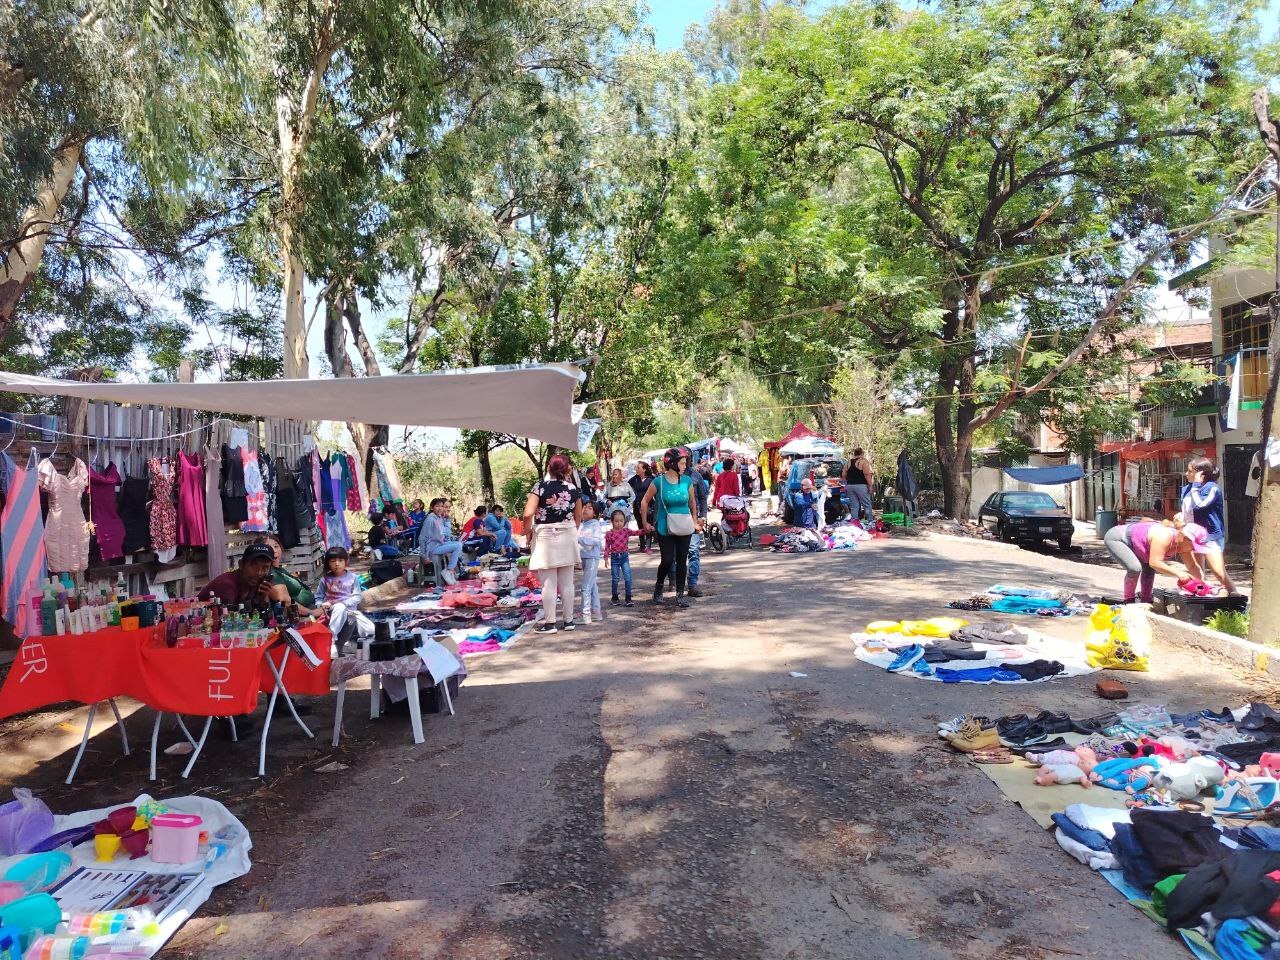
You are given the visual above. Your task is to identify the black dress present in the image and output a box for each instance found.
[220,444,248,524]
[119,472,151,553]
[275,468,300,549]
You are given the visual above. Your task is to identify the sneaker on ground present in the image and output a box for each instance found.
[563,621,577,631]
[535,623,557,634]
[687,587,703,598]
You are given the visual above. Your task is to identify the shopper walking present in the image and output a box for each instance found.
[577,501,606,624]
[686,460,710,597]
[845,448,874,523]
[639,448,701,608]
[629,460,654,553]
[525,454,583,633]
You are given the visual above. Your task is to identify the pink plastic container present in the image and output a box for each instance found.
[149,813,202,864]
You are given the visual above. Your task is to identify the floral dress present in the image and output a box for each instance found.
[147,457,178,557]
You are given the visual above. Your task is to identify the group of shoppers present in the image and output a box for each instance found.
[525,449,707,632]
[1103,456,1239,602]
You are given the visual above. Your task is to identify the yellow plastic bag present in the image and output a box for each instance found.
[865,617,969,638]
[1085,604,1151,671]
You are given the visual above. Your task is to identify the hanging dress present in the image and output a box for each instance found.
[204,443,228,579]
[241,447,268,532]
[119,469,151,553]
[148,457,178,562]
[220,443,248,524]
[325,456,350,548]
[39,457,90,573]
[275,467,300,549]
[342,453,362,511]
[89,462,127,562]
[260,452,278,534]
[176,450,208,547]
[1,451,47,634]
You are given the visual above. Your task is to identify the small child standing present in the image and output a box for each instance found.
[604,509,639,607]
[577,502,606,625]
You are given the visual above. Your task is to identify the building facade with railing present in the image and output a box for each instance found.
[1169,259,1274,548]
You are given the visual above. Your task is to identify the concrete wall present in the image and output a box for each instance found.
[969,457,1073,519]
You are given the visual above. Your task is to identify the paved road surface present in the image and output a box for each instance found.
[166,533,1264,960]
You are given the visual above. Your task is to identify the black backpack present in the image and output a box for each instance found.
[368,558,404,585]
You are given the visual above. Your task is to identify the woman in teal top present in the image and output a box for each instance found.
[638,447,701,608]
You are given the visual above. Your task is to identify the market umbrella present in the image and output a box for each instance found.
[896,450,919,501]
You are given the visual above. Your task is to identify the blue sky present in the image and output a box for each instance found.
[647,0,722,49]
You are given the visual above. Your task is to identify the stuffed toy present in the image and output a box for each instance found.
[1031,746,1099,787]
[1151,756,1225,801]
[1091,756,1160,792]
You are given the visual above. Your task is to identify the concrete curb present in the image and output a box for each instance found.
[1147,610,1279,679]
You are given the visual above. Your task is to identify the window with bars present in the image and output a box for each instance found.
[1220,296,1272,400]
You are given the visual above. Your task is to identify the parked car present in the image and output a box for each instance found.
[782,457,847,525]
[977,491,1074,549]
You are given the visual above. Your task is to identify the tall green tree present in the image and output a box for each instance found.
[655,0,1262,516]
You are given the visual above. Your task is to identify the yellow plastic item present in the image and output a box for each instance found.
[1085,604,1151,671]
[866,621,905,634]
[93,834,121,862]
[864,617,969,638]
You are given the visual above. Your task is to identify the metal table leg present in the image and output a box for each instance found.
[107,698,130,756]
[259,648,314,778]
[181,717,214,779]
[331,681,347,747]
[405,676,424,745]
[65,702,99,785]
[149,712,162,781]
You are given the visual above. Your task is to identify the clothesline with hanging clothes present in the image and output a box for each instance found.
[0,413,239,444]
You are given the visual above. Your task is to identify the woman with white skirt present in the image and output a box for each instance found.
[524,453,584,634]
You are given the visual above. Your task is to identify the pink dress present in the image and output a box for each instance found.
[176,450,208,546]
[89,463,127,562]
[39,458,90,572]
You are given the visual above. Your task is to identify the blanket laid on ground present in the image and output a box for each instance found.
[850,628,1097,683]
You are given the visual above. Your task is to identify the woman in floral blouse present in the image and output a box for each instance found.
[524,454,584,634]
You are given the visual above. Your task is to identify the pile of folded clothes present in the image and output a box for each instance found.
[768,528,827,553]
[853,619,1096,686]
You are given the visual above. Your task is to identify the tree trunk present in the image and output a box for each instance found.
[281,218,307,378]
[477,440,496,504]
[0,136,84,337]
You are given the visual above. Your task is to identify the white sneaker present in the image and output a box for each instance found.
[582,614,592,625]
[441,569,457,586]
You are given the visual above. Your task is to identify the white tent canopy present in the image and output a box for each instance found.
[0,364,595,450]
[779,436,844,457]
[717,438,754,456]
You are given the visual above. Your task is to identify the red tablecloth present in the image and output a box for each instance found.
[0,623,333,719]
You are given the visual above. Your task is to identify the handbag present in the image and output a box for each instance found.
[658,477,696,536]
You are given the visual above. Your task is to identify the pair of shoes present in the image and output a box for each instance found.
[535,623,557,635]
[625,599,634,607]
[562,621,578,632]
[687,587,703,598]
[611,597,620,605]
[675,595,689,609]
[944,727,1000,752]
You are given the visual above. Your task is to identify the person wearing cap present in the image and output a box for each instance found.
[198,543,292,610]
[259,534,317,607]
[1103,518,1227,603]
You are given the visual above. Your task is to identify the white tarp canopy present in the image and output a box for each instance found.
[779,436,844,457]
[718,438,754,456]
[0,363,596,450]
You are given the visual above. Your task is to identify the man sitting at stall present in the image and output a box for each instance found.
[484,504,518,556]
[461,505,498,559]
[199,543,293,611]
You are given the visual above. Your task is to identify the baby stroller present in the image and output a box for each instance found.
[706,495,752,553]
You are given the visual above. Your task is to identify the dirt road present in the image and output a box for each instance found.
[75,536,1271,958]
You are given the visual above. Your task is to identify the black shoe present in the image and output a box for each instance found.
[611,596,620,605]
[687,587,703,598]
[675,595,689,609]
[562,620,577,631]
[625,599,634,607]
[652,593,664,605]
[535,623,557,634]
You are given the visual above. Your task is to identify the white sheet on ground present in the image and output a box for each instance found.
[850,629,1098,682]
[0,794,250,957]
